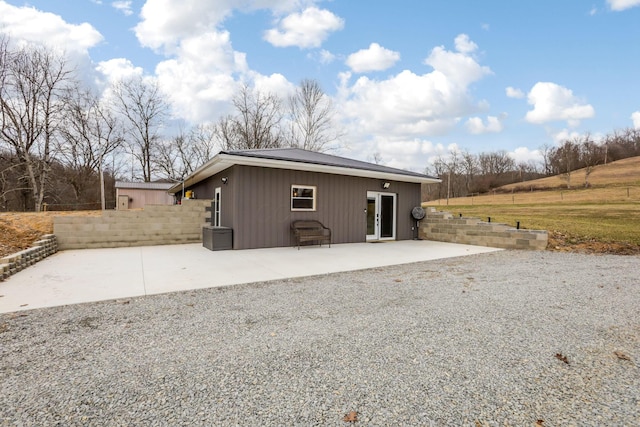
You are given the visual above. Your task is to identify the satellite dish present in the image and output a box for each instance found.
[411,206,426,220]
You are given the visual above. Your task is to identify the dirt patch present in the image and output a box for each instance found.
[0,211,101,258]
[547,230,640,255]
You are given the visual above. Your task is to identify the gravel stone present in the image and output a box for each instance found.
[1,250,639,426]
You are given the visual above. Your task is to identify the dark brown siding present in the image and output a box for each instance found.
[214,165,422,249]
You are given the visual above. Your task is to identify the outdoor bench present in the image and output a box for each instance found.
[291,220,331,249]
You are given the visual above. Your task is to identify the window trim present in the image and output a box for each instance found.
[291,185,317,211]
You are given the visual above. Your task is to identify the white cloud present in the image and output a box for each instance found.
[317,49,336,64]
[552,129,582,145]
[632,111,640,129]
[134,0,306,50]
[153,31,250,122]
[465,115,505,134]
[336,35,491,170]
[152,30,294,123]
[0,1,103,53]
[96,57,144,82]
[0,1,104,90]
[343,136,439,173]
[251,72,296,98]
[425,40,492,88]
[136,0,300,51]
[132,1,319,122]
[510,147,542,164]
[264,7,344,48]
[112,1,133,16]
[135,0,237,52]
[506,86,525,99]
[454,34,478,54]
[308,49,337,64]
[525,82,594,126]
[607,0,640,11]
[346,43,400,73]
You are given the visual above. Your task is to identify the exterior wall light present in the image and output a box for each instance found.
[382,182,391,189]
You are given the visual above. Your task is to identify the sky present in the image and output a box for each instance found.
[1,0,639,173]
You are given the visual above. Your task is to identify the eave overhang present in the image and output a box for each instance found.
[168,153,441,194]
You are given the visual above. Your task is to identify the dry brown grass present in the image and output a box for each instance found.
[435,186,639,206]
[501,156,640,191]
[0,211,101,258]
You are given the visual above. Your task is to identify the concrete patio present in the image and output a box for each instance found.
[0,240,501,313]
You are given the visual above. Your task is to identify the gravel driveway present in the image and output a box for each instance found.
[1,250,639,426]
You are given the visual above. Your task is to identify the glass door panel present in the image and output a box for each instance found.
[380,195,394,238]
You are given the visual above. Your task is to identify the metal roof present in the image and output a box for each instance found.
[115,181,174,190]
[223,148,437,179]
[168,148,440,194]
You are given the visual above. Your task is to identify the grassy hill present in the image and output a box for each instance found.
[431,156,640,206]
[426,156,640,254]
[500,155,640,192]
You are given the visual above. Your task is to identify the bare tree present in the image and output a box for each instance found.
[539,143,554,176]
[155,135,182,181]
[214,84,284,151]
[287,79,342,152]
[478,150,515,176]
[213,115,237,151]
[0,41,73,211]
[579,133,603,188]
[555,139,580,189]
[424,149,463,203]
[155,123,217,181]
[59,88,125,208]
[460,149,478,194]
[188,123,217,166]
[516,162,531,182]
[368,151,383,165]
[0,154,32,210]
[111,76,168,182]
[476,150,515,190]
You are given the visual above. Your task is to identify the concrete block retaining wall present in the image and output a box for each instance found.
[1,234,57,281]
[53,200,211,250]
[419,207,548,250]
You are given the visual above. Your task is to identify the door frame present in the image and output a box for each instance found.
[366,191,397,241]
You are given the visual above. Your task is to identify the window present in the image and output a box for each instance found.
[213,187,221,226]
[291,185,316,211]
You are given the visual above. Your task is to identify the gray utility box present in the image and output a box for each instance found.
[203,226,233,251]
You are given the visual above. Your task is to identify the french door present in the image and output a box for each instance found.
[366,191,396,241]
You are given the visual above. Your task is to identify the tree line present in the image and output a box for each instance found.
[3,38,638,211]
[0,37,341,211]
[425,128,640,201]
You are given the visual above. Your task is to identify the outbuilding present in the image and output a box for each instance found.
[115,181,175,210]
[168,148,440,250]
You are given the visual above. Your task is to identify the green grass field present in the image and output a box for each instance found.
[423,203,640,246]
[424,157,640,253]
